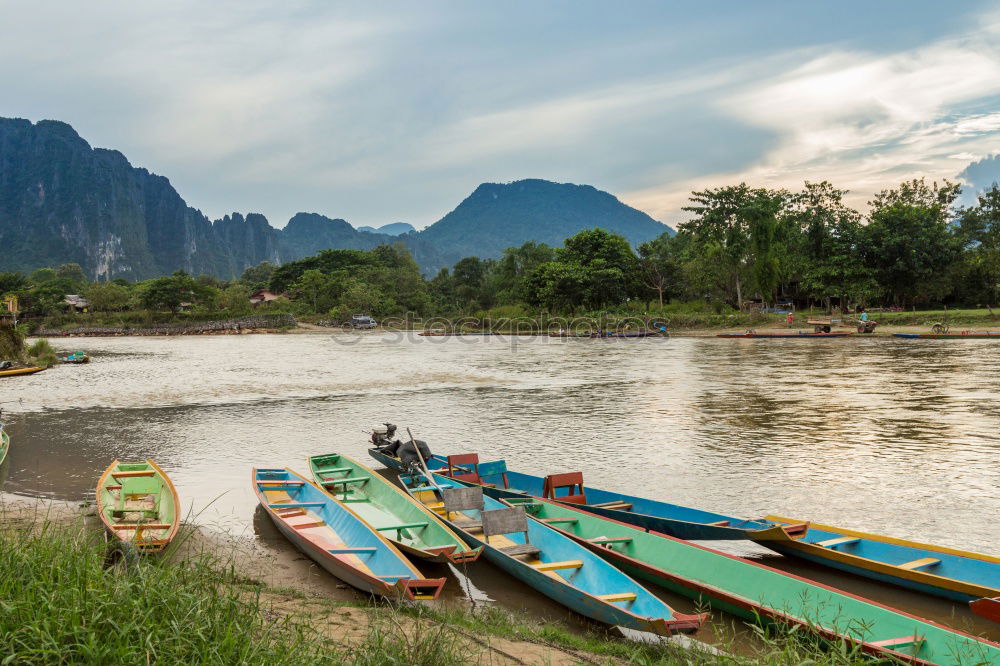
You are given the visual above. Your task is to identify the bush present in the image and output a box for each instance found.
[0,324,24,362]
[26,339,57,367]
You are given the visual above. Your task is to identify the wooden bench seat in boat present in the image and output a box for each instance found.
[499,544,542,558]
[533,560,583,572]
[897,558,941,570]
[591,501,633,510]
[817,537,860,548]
[597,593,637,603]
[375,522,429,532]
[111,523,172,530]
[870,635,924,649]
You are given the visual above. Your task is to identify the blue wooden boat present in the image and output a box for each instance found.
[762,516,1000,606]
[253,467,445,600]
[369,449,1000,618]
[395,468,705,636]
[368,448,796,541]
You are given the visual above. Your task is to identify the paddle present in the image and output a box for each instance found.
[406,427,445,497]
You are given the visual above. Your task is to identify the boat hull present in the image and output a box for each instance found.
[368,448,788,541]
[761,515,1000,604]
[717,332,851,338]
[253,467,444,601]
[894,333,1000,339]
[96,459,180,552]
[0,428,8,467]
[308,453,481,564]
[0,366,46,377]
[514,498,1000,666]
[396,470,704,636]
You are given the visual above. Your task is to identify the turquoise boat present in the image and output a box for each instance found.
[396,469,705,637]
[498,495,1000,666]
[253,467,445,600]
[308,453,482,563]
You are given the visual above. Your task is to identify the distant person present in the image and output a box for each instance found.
[786,312,794,328]
[860,309,869,322]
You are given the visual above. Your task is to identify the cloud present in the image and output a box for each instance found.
[623,14,1000,223]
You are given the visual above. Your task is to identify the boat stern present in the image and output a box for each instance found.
[971,597,1000,624]
[656,611,709,636]
[443,545,484,564]
[396,578,447,601]
[748,521,810,543]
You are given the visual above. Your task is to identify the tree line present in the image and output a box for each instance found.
[3,177,999,321]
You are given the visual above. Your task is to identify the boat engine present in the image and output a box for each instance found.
[371,423,401,452]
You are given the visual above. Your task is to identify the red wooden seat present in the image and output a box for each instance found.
[445,454,482,484]
[542,472,587,504]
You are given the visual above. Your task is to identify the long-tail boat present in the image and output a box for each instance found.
[308,453,481,563]
[894,332,1000,339]
[57,352,90,363]
[367,449,794,541]
[253,467,445,600]
[96,460,180,552]
[717,331,851,338]
[763,516,1000,616]
[397,468,705,636]
[0,365,46,377]
[495,495,1000,665]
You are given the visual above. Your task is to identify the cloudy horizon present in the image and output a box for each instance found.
[2,1,999,229]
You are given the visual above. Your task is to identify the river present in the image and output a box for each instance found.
[2,332,999,637]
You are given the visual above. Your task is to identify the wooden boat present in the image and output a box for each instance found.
[894,332,1000,339]
[395,469,705,636]
[0,425,8,467]
[549,331,658,338]
[96,460,180,552]
[253,467,445,600]
[368,449,794,542]
[417,332,466,337]
[762,516,1000,606]
[0,365,46,377]
[497,496,1000,666]
[57,352,90,363]
[717,331,851,338]
[308,453,482,563]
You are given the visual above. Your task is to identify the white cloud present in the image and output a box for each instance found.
[624,16,1000,223]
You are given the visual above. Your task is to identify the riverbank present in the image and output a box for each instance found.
[0,494,885,665]
[24,308,1000,338]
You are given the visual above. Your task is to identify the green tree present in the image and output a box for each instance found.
[241,261,276,291]
[863,203,960,306]
[85,282,131,312]
[637,234,683,308]
[221,284,252,315]
[56,263,87,284]
[291,269,331,313]
[139,271,201,312]
[680,184,789,307]
[956,185,1000,307]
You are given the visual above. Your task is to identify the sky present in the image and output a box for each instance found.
[2,1,1000,228]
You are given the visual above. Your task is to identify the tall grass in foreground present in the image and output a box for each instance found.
[0,519,332,664]
[0,518,479,665]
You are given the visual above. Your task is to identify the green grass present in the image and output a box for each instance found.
[0,517,479,665]
[868,307,1000,328]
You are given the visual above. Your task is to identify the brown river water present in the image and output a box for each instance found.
[2,332,1000,640]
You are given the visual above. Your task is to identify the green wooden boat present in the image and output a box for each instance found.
[308,453,482,564]
[96,460,180,553]
[500,496,1000,666]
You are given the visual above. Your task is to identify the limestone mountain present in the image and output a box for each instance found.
[0,118,674,279]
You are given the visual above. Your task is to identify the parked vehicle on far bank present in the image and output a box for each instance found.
[344,314,378,329]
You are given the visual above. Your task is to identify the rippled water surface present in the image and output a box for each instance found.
[2,332,999,556]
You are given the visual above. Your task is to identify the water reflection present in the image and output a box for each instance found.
[1,333,997,557]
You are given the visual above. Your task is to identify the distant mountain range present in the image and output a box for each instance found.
[356,222,415,235]
[0,118,674,279]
